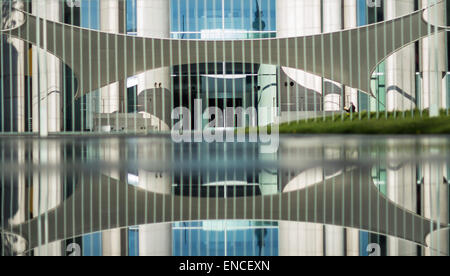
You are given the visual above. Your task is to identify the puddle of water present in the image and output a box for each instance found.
[1,135,450,256]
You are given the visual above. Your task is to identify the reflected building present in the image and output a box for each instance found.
[1,136,448,256]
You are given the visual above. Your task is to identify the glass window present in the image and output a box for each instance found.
[171,0,276,39]
[81,0,100,30]
[127,0,137,34]
[64,0,81,26]
[173,221,278,256]
[223,0,275,31]
[127,85,138,113]
[82,232,102,256]
[171,0,220,33]
[357,0,384,26]
[129,228,140,256]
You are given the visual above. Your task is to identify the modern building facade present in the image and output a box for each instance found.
[2,0,449,134]
[1,0,449,256]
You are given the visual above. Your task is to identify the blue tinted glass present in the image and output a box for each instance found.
[225,228,278,256]
[357,0,367,26]
[127,0,137,33]
[173,221,278,256]
[172,0,217,32]
[359,231,370,256]
[81,0,99,30]
[223,0,276,31]
[171,0,276,33]
[224,0,248,30]
[129,229,139,256]
[82,232,102,256]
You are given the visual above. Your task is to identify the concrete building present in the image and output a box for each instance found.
[385,0,416,112]
[1,0,450,257]
[135,0,171,131]
[1,0,449,133]
[277,0,323,120]
[31,0,62,136]
[1,0,27,132]
[421,0,447,116]
[99,0,121,115]
[344,0,359,111]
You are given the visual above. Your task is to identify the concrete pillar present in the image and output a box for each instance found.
[258,142,279,196]
[323,0,347,251]
[279,222,324,256]
[421,0,446,115]
[386,161,417,256]
[324,225,345,256]
[136,0,171,131]
[277,0,322,113]
[32,0,62,135]
[280,167,324,256]
[258,65,278,126]
[99,138,122,255]
[422,161,448,255]
[6,140,27,255]
[443,74,448,109]
[385,0,416,112]
[99,0,120,114]
[277,0,321,38]
[346,228,360,256]
[344,0,359,111]
[32,140,62,256]
[9,140,26,226]
[343,0,360,256]
[137,137,172,256]
[284,166,346,255]
[341,13,360,246]
[102,229,122,256]
[341,0,361,245]
[323,0,343,112]
[11,36,26,133]
[1,0,26,132]
[134,0,172,256]
[420,138,448,255]
[136,137,171,196]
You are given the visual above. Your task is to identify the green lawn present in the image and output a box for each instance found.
[270,110,450,135]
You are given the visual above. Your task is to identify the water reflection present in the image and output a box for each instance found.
[26,222,429,257]
[172,221,278,256]
[1,135,450,256]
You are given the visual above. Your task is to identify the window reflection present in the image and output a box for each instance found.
[173,221,279,256]
[171,0,276,39]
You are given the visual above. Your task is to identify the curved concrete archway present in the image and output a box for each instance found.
[1,3,448,101]
[4,166,445,253]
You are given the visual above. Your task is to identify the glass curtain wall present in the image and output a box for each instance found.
[170,0,276,129]
[171,0,276,39]
[173,221,278,256]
